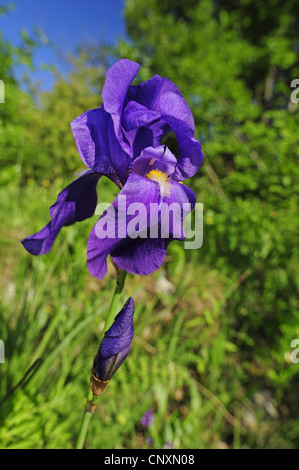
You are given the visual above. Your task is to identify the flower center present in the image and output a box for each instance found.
[146,169,172,198]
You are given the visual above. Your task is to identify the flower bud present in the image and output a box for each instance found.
[90,297,134,396]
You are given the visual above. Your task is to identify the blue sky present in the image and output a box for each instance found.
[0,0,127,89]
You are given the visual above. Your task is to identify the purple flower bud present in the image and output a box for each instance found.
[91,297,134,394]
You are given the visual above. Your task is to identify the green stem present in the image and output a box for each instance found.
[101,269,127,339]
[75,387,94,450]
[75,269,127,450]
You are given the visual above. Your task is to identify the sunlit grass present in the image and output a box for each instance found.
[0,176,299,449]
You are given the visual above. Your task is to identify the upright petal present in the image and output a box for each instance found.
[127,75,195,133]
[159,90,195,133]
[125,74,201,174]
[102,59,140,144]
[158,92,202,180]
[126,74,164,111]
[21,171,101,256]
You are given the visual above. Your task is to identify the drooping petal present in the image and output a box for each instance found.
[111,237,168,276]
[93,297,134,382]
[155,93,203,179]
[21,171,101,256]
[112,178,197,273]
[87,172,159,279]
[159,179,197,238]
[86,172,196,279]
[71,107,131,187]
[170,131,203,181]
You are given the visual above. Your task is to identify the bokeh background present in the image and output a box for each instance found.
[0,0,299,449]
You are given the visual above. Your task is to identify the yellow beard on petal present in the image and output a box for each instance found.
[146,169,172,198]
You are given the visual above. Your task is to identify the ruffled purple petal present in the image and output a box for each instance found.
[123,73,200,175]
[159,91,195,133]
[127,75,195,133]
[71,107,132,187]
[93,297,134,381]
[111,237,167,276]
[155,93,202,179]
[21,171,101,256]
[123,101,160,131]
[126,74,162,110]
[171,132,203,181]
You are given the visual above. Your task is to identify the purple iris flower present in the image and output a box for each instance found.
[140,409,154,429]
[21,59,203,279]
[92,297,134,382]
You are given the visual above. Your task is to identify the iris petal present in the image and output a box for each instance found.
[132,146,177,177]
[71,107,131,187]
[102,59,140,145]
[124,72,201,178]
[21,171,101,256]
[86,172,196,279]
[123,101,160,131]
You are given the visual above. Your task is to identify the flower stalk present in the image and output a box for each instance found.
[101,269,127,339]
[75,269,128,449]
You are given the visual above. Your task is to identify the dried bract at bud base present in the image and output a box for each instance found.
[90,372,110,396]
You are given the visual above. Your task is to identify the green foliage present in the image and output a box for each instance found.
[0,0,299,449]
[0,14,51,183]
[22,52,109,182]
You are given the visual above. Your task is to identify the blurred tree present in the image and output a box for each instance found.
[218,0,299,110]
[0,28,34,182]
[23,51,106,181]
[0,7,51,186]
[117,0,299,209]
[0,4,107,184]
